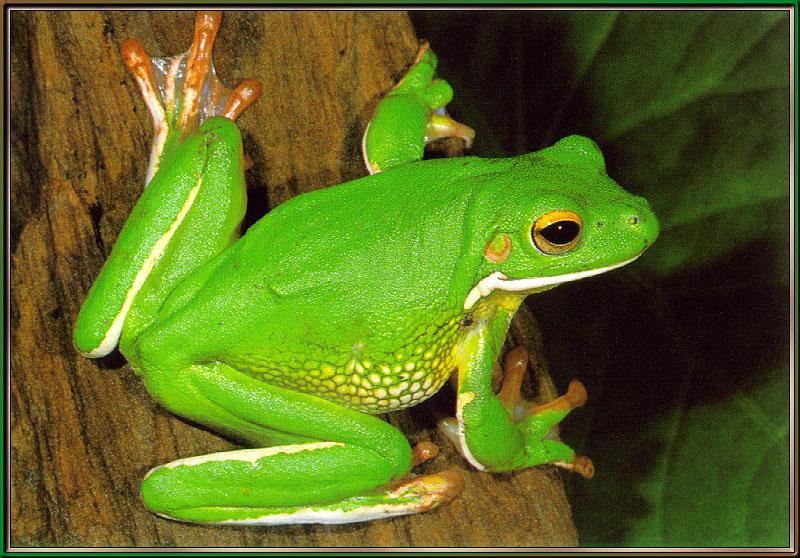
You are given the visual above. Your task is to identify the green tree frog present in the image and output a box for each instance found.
[73,12,659,525]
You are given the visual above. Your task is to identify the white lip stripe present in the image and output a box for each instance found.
[81,178,203,358]
[463,254,642,310]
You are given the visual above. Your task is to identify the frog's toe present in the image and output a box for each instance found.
[387,469,464,513]
[553,454,595,479]
[436,416,462,454]
[221,78,263,122]
[526,378,588,418]
[425,112,475,149]
[412,441,440,466]
[497,345,529,416]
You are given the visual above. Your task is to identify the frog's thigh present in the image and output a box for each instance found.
[75,117,246,358]
[140,361,432,524]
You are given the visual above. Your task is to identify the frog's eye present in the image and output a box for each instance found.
[532,210,582,255]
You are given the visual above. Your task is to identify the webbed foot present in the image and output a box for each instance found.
[498,346,594,478]
[439,345,594,477]
[121,11,262,184]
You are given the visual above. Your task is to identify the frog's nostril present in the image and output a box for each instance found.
[628,215,640,226]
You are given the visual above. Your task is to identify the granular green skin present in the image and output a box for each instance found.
[127,155,501,374]
[231,315,462,413]
[90,133,659,525]
[129,145,656,418]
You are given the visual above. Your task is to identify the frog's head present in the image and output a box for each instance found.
[464,135,659,310]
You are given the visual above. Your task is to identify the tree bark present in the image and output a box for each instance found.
[10,10,579,547]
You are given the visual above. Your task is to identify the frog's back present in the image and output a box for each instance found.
[226,155,510,316]
[141,156,507,412]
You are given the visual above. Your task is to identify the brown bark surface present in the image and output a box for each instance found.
[10,10,579,548]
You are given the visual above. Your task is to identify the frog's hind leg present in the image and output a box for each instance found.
[74,12,261,358]
[138,360,462,525]
[73,114,250,358]
[121,11,261,184]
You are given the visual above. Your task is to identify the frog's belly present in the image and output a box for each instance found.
[226,319,461,414]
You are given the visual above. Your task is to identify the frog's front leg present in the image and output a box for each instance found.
[362,42,475,174]
[440,298,593,475]
[495,346,594,477]
[136,357,462,525]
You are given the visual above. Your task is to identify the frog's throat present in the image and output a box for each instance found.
[463,254,642,311]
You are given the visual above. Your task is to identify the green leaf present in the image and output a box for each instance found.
[627,370,789,547]
[552,12,791,547]
[554,14,790,546]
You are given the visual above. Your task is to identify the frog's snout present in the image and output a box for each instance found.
[599,197,659,249]
[619,201,660,247]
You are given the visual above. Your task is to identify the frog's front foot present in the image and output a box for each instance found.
[439,346,594,478]
[498,347,587,420]
[426,108,475,150]
[362,41,475,174]
[499,346,594,478]
[121,11,262,184]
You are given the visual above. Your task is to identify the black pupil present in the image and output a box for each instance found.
[540,220,580,245]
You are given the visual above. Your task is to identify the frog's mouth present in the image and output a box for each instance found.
[463,254,642,310]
